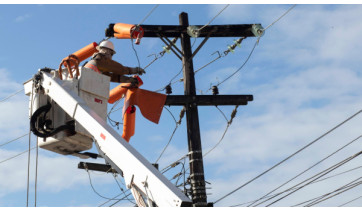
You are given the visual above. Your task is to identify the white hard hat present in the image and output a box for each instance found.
[97,40,116,54]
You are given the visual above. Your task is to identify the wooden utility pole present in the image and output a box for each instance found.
[106,12,262,206]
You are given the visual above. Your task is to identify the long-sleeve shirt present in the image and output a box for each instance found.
[86,52,136,83]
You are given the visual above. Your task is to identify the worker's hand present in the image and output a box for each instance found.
[136,68,146,75]
[130,77,139,87]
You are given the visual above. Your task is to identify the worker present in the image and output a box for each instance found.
[84,40,145,84]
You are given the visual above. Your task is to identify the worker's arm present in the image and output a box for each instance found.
[103,72,138,83]
[95,54,135,75]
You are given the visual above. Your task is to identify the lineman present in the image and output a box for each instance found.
[84,40,145,84]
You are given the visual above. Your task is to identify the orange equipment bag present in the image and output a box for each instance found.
[122,106,136,142]
[58,42,99,80]
[113,23,144,45]
[63,42,98,68]
[108,76,167,142]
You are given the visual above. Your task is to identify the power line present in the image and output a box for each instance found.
[339,195,362,207]
[85,168,125,201]
[212,37,260,90]
[305,178,362,207]
[263,4,297,32]
[265,150,362,207]
[98,193,123,207]
[197,4,230,32]
[229,165,362,207]
[291,177,362,207]
[249,134,362,206]
[154,38,197,93]
[208,5,297,91]
[203,106,238,157]
[112,174,136,205]
[213,109,362,204]
[0,88,24,103]
[0,147,36,165]
[137,4,159,26]
[0,133,29,148]
[155,107,185,164]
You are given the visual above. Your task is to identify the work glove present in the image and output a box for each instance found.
[132,67,146,75]
[130,77,139,87]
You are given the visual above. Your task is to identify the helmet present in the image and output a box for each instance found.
[97,40,116,54]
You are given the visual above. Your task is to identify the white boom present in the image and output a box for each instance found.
[25,69,192,207]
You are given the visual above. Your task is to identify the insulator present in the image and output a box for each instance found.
[212,86,219,95]
[165,84,172,95]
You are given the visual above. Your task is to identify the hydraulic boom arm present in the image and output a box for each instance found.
[36,70,191,207]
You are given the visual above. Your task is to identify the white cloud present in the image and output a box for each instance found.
[14,14,31,23]
[198,4,362,206]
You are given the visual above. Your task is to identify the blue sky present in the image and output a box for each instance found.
[1,3,362,207]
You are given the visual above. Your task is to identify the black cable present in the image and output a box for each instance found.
[0,133,29,148]
[34,137,39,207]
[155,107,185,163]
[230,165,362,207]
[85,169,124,201]
[265,150,362,207]
[213,37,259,89]
[109,192,134,207]
[338,195,362,207]
[250,134,362,207]
[112,174,136,205]
[306,180,362,207]
[98,193,123,207]
[292,176,362,207]
[214,110,362,204]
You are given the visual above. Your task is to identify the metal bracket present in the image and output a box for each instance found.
[187,25,200,37]
[251,24,265,37]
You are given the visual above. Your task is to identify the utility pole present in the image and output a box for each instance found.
[106,12,262,207]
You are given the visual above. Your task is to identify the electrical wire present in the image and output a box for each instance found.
[229,165,362,207]
[0,133,29,148]
[294,175,362,206]
[34,134,39,207]
[197,4,230,32]
[85,169,125,201]
[154,38,197,93]
[98,193,123,207]
[112,174,136,205]
[338,195,362,207]
[301,178,362,207]
[0,147,36,165]
[263,4,297,32]
[109,192,134,207]
[265,150,362,207]
[255,158,362,207]
[208,5,297,91]
[154,107,185,164]
[0,88,24,103]
[203,106,238,157]
[213,110,362,204]
[249,134,362,207]
[212,37,260,90]
[136,4,159,26]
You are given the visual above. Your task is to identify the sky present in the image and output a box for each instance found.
[0,3,362,208]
